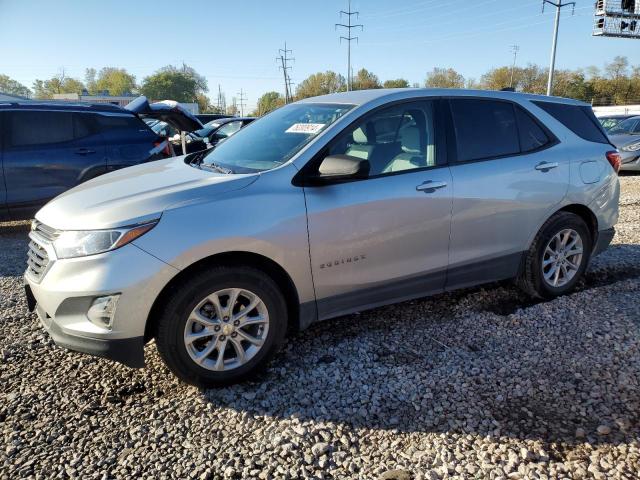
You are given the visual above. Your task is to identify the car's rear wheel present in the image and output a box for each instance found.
[518,212,592,299]
[156,266,287,387]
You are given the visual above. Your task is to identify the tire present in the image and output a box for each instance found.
[517,212,592,299]
[156,266,288,387]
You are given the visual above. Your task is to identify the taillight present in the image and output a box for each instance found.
[606,151,621,173]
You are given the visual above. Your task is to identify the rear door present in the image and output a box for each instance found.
[4,109,106,218]
[94,113,158,171]
[445,97,569,289]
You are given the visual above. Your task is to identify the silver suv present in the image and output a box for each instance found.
[24,89,620,387]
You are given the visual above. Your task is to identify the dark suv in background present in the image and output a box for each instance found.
[0,102,165,220]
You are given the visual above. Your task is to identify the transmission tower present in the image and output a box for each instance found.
[542,0,576,96]
[336,0,363,91]
[237,88,247,116]
[509,45,520,88]
[277,42,294,103]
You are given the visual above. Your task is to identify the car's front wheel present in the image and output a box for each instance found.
[156,266,287,387]
[518,212,592,299]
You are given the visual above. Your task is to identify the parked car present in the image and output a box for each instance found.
[0,101,168,220]
[606,115,640,171]
[196,113,233,124]
[148,117,255,155]
[194,117,255,147]
[597,114,636,132]
[25,89,620,387]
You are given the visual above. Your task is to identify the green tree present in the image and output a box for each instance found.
[140,64,208,102]
[479,66,513,91]
[86,67,136,95]
[424,68,465,88]
[383,78,409,88]
[0,74,31,97]
[352,68,381,90]
[295,71,346,99]
[254,91,285,116]
[32,74,85,99]
[195,93,214,113]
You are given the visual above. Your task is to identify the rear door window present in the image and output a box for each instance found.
[449,99,520,162]
[532,101,609,144]
[95,114,150,132]
[9,111,75,147]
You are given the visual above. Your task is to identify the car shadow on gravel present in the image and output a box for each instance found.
[202,243,640,452]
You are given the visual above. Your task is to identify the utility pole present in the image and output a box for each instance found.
[509,45,520,89]
[336,0,363,91]
[236,89,247,116]
[543,0,575,96]
[277,42,294,103]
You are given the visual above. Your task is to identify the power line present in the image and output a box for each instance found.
[543,0,576,96]
[277,42,294,103]
[236,88,247,116]
[336,0,363,91]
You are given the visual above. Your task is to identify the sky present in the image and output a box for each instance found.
[1,0,639,112]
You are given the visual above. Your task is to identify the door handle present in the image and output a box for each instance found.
[74,148,96,155]
[535,161,559,171]
[416,180,447,193]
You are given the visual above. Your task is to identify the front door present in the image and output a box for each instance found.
[303,100,453,319]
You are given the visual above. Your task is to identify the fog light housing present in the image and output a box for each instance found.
[87,295,120,329]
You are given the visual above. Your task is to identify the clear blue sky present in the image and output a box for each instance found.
[1,0,639,111]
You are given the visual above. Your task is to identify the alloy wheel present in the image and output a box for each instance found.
[541,228,584,288]
[183,288,269,371]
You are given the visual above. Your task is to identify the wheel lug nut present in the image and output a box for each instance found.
[214,325,220,332]
[233,320,240,326]
[231,332,237,338]
[223,316,229,321]
[219,335,226,341]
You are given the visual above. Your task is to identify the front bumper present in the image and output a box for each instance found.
[24,241,179,368]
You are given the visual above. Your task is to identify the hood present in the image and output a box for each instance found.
[126,96,203,132]
[609,134,640,148]
[36,157,258,230]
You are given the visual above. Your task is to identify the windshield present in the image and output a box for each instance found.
[201,103,354,173]
[608,117,640,135]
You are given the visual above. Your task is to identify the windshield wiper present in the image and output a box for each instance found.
[200,162,234,174]
[186,150,209,166]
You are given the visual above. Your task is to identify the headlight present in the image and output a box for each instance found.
[52,221,157,259]
[622,142,640,152]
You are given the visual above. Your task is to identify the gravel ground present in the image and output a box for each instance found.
[1,176,640,480]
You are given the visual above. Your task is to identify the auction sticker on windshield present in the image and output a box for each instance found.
[285,123,325,134]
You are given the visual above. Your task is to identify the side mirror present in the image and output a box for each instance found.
[306,155,370,186]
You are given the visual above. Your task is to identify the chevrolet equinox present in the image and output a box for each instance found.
[24,89,620,387]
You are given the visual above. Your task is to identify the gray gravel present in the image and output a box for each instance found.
[2,176,640,479]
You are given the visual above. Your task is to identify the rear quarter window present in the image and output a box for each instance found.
[9,111,75,147]
[532,101,609,144]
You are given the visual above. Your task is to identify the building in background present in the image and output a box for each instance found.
[52,91,136,107]
[0,91,31,101]
[52,91,199,114]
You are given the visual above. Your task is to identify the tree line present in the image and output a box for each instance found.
[1,56,638,117]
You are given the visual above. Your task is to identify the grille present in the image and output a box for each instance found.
[27,240,50,281]
[26,221,59,281]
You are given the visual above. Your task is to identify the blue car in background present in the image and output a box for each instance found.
[0,97,198,220]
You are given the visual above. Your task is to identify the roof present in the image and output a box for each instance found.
[0,100,128,113]
[298,88,590,107]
